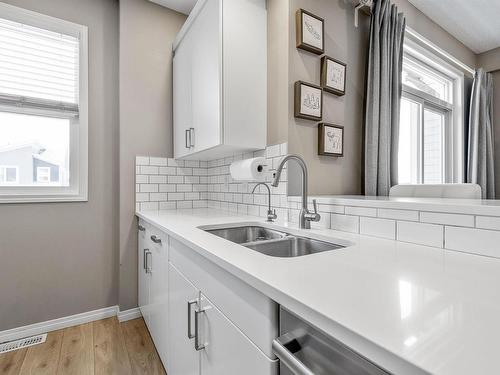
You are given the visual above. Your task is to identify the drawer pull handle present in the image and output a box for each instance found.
[187,300,197,339]
[150,235,162,244]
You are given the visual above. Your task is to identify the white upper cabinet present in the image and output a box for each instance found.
[173,0,267,160]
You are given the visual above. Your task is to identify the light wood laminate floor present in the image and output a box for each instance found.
[0,318,166,375]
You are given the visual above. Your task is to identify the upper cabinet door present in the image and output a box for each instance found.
[173,29,193,159]
[200,294,278,375]
[190,0,221,154]
[168,262,200,375]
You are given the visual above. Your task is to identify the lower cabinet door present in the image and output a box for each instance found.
[138,226,150,326]
[200,293,278,375]
[149,235,169,367]
[168,262,200,375]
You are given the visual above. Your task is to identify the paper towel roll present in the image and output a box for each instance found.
[230,157,266,181]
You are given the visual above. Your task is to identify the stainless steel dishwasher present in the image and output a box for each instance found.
[273,308,391,375]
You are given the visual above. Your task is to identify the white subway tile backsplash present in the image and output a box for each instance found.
[319,204,345,214]
[160,202,177,210]
[176,184,193,192]
[378,208,418,221]
[168,192,185,201]
[346,206,377,217]
[140,166,158,175]
[331,214,359,233]
[476,216,500,231]
[420,212,474,227]
[136,175,148,184]
[136,156,149,165]
[136,193,149,202]
[140,184,158,193]
[397,221,443,248]
[149,175,167,184]
[445,227,500,258]
[360,217,395,239]
[167,175,184,184]
[141,202,158,210]
[177,201,193,209]
[149,157,168,166]
[159,167,176,175]
[150,193,168,201]
[159,184,176,193]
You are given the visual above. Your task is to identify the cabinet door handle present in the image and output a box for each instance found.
[145,250,152,274]
[150,235,162,244]
[143,248,148,270]
[187,300,197,339]
[189,127,195,147]
[194,306,211,351]
[138,225,145,231]
[185,129,190,149]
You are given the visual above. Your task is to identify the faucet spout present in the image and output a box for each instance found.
[272,154,320,229]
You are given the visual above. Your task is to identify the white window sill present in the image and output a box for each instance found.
[0,193,88,204]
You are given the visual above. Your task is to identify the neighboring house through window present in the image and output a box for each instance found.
[0,3,88,202]
[398,32,465,185]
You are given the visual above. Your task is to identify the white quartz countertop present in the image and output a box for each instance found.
[136,208,500,375]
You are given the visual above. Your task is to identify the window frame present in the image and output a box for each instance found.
[0,166,19,184]
[401,36,465,184]
[0,3,88,203]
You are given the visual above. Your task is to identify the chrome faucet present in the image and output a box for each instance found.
[251,182,277,222]
[272,154,320,229]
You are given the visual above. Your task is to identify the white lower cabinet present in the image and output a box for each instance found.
[139,221,278,375]
[168,261,278,375]
[200,294,278,375]
[168,262,200,375]
[138,221,151,326]
[149,231,169,366]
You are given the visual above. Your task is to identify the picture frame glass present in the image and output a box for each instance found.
[326,60,346,92]
[324,126,343,154]
[300,84,322,117]
[302,13,323,49]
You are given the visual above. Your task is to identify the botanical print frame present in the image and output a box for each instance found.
[318,123,344,157]
[296,9,324,55]
[321,56,347,96]
[294,81,323,121]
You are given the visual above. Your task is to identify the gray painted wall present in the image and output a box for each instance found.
[119,0,186,311]
[287,0,369,196]
[0,0,119,330]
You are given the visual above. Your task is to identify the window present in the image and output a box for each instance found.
[398,36,464,185]
[0,166,18,184]
[0,3,87,202]
[36,167,51,183]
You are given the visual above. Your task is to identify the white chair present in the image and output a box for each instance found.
[389,184,482,199]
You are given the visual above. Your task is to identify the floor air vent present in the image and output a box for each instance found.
[0,334,47,354]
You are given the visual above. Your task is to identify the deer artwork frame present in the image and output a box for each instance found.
[318,123,344,157]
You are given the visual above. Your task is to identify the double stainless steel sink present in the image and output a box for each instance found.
[204,225,345,258]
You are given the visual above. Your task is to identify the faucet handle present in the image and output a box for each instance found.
[312,199,318,214]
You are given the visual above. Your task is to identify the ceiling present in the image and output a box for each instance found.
[149,0,197,15]
[408,0,500,54]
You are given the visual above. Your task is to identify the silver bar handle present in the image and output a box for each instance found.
[143,248,148,270]
[272,338,315,375]
[185,129,190,149]
[194,306,210,351]
[145,250,152,274]
[150,235,162,244]
[138,225,145,231]
[187,300,197,339]
[189,127,195,147]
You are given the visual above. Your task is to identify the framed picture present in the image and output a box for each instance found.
[318,123,344,157]
[321,56,347,96]
[296,9,324,55]
[294,81,323,121]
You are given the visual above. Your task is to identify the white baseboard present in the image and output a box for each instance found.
[0,306,119,343]
[117,307,142,323]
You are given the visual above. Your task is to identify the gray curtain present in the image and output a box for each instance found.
[364,0,405,196]
[467,68,495,199]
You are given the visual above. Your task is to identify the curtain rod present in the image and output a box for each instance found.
[405,27,476,76]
